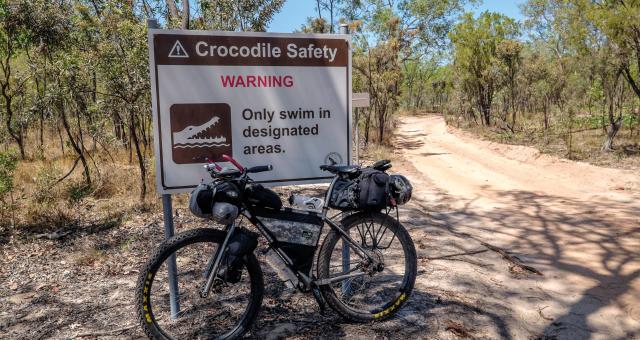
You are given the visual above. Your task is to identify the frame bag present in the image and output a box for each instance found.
[245,184,283,210]
[253,207,323,274]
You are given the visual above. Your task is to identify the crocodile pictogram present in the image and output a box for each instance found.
[172,115,229,148]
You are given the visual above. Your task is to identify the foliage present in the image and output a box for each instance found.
[449,11,520,126]
[197,0,285,31]
[0,151,17,196]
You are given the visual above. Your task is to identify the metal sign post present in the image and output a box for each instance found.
[148,18,180,320]
[339,24,352,295]
[162,194,180,318]
[340,25,372,295]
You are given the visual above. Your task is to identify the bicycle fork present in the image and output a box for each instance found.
[200,223,237,298]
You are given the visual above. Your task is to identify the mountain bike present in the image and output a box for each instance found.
[135,155,417,339]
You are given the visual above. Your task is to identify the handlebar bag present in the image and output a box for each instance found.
[189,183,216,218]
[245,184,283,210]
[253,207,323,274]
[189,181,243,218]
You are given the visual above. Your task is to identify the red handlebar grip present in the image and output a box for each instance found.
[222,154,244,171]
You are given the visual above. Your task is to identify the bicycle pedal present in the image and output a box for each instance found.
[311,285,327,316]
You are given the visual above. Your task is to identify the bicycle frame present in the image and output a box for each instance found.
[201,175,374,296]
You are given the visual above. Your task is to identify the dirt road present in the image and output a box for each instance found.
[395,115,640,339]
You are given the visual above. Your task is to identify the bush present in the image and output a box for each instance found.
[66,181,93,203]
[0,152,18,225]
[0,152,18,197]
[33,165,63,204]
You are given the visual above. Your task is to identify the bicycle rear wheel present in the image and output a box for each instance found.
[135,228,263,339]
[317,212,417,322]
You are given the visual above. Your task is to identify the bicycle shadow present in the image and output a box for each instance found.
[252,285,512,339]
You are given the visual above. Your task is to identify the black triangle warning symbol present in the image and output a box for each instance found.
[168,40,189,58]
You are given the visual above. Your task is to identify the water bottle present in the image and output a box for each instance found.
[264,249,298,291]
[288,195,324,211]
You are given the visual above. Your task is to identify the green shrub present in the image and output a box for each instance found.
[67,181,93,203]
[0,152,17,197]
[33,165,63,204]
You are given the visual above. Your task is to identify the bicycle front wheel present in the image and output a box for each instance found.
[135,228,263,339]
[317,212,417,322]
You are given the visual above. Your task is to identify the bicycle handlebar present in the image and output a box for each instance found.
[205,155,272,178]
[246,165,273,173]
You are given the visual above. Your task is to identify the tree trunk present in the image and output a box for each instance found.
[57,120,65,155]
[166,0,179,22]
[543,97,549,130]
[602,118,622,152]
[181,0,190,30]
[1,84,25,159]
[481,104,491,126]
[364,108,371,145]
[59,100,91,185]
[129,110,147,200]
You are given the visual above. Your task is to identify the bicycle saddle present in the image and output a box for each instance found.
[319,164,360,175]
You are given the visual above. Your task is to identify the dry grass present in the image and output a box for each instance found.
[361,143,396,163]
[1,130,160,231]
[446,113,640,170]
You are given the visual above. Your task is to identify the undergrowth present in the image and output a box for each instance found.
[445,112,640,169]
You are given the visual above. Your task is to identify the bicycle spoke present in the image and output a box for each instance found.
[146,237,255,339]
[323,214,413,316]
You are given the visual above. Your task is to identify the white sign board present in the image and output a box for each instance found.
[148,30,352,194]
[352,92,370,108]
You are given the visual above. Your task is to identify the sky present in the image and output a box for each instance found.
[267,0,527,33]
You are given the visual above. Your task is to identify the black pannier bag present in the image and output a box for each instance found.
[253,207,323,274]
[328,168,390,211]
[189,181,243,218]
[328,178,360,210]
[245,184,283,210]
[357,168,390,210]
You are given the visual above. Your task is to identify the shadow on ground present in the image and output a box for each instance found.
[403,188,640,339]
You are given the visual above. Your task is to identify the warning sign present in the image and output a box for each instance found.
[148,30,351,193]
[168,40,189,58]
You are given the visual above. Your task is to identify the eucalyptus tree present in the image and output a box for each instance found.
[0,1,32,159]
[346,0,473,143]
[449,11,520,126]
[196,0,285,31]
[523,0,639,151]
[496,39,523,130]
[91,2,151,198]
